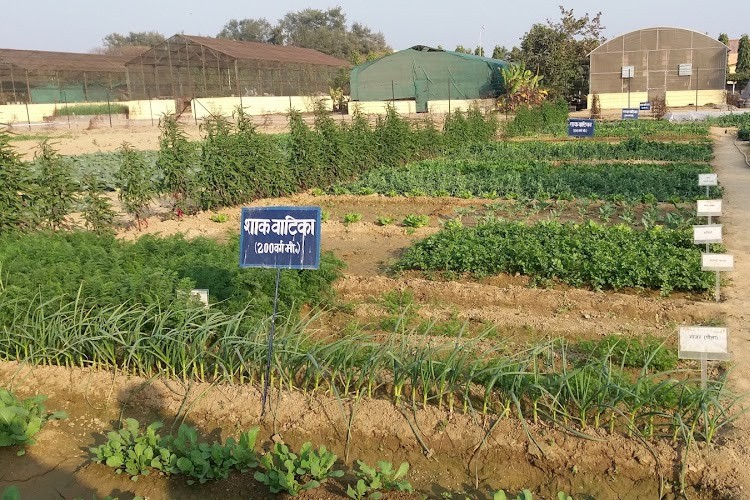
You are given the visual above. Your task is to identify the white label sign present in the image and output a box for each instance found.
[679,326,729,360]
[678,63,693,76]
[702,253,734,271]
[621,66,634,78]
[693,225,722,244]
[697,199,722,217]
[698,173,718,187]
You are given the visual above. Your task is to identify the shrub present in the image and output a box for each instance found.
[0,388,66,451]
[590,94,601,119]
[651,96,668,120]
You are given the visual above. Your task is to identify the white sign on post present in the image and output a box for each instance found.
[697,199,722,217]
[693,225,722,244]
[698,173,718,187]
[702,254,734,272]
[679,326,729,360]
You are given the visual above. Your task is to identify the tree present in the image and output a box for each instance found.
[474,47,485,57]
[498,63,548,111]
[719,33,730,78]
[217,18,278,43]
[736,34,750,82]
[517,6,604,100]
[102,31,165,50]
[492,45,521,61]
[454,45,472,54]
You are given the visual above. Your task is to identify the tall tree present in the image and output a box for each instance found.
[517,6,604,99]
[102,31,165,50]
[719,33,730,78]
[454,45,472,54]
[217,18,278,43]
[736,34,750,81]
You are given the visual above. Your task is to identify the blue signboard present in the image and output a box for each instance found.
[639,102,651,111]
[240,206,321,269]
[567,118,595,137]
[622,108,640,120]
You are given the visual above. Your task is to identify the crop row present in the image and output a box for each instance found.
[393,220,713,294]
[0,231,343,321]
[0,296,736,446]
[335,159,718,202]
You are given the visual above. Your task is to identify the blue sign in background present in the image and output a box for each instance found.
[240,206,321,269]
[622,108,640,120]
[639,102,651,111]
[567,118,595,137]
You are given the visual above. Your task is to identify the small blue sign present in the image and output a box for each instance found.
[639,102,651,111]
[567,118,595,137]
[240,206,321,269]
[622,108,640,120]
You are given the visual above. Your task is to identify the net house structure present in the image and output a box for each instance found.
[588,27,728,110]
[125,34,350,113]
[0,49,133,105]
[349,45,508,114]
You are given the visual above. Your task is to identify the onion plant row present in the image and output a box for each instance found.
[0,296,738,446]
[335,159,718,203]
[393,220,713,294]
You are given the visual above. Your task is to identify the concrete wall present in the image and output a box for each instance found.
[192,96,333,119]
[348,98,496,115]
[0,99,176,124]
[587,90,727,110]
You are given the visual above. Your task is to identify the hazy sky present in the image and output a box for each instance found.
[1,0,746,54]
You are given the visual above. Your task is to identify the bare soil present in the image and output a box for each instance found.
[1,123,749,499]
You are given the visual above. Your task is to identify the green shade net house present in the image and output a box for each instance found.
[350,45,508,112]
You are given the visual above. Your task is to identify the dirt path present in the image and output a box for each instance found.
[707,128,750,492]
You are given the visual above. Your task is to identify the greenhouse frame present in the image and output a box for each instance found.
[0,49,132,104]
[125,35,350,101]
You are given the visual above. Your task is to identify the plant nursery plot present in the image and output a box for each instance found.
[0,119,747,499]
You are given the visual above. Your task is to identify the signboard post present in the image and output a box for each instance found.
[621,108,640,120]
[698,173,717,198]
[240,206,322,415]
[679,326,729,388]
[639,102,651,111]
[567,118,595,138]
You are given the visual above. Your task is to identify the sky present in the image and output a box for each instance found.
[1,0,746,55]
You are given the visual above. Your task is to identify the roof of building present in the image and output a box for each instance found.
[127,34,350,67]
[0,48,133,72]
[589,27,729,56]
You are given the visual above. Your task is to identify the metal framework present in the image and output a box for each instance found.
[125,35,350,100]
[589,27,728,98]
[0,49,131,104]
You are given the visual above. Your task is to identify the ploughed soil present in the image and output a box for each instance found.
[1,123,750,499]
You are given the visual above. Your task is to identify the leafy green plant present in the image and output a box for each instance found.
[375,216,394,226]
[347,460,412,499]
[254,442,343,496]
[90,419,174,478]
[494,489,532,500]
[343,213,363,226]
[53,104,129,117]
[0,133,34,232]
[91,419,259,483]
[1,486,20,500]
[209,213,229,223]
[35,140,77,229]
[0,388,66,453]
[116,142,154,230]
[80,174,116,235]
[157,114,197,217]
[402,214,429,228]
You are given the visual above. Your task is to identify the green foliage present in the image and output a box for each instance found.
[494,490,532,500]
[80,174,116,235]
[0,231,344,320]
[1,486,20,500]
[0,134,34,233]
[402,214,429,228]
[575,335,678,371]
[343,213,363,225]
[505,100,569,136]
[0,387,66,450]
[736,34,750,78]
[338,157,716,203]
[254,442,343,495]
[394,220,712,294]
[116,143,154,228]
[209,213,229,223]
[498,63,548,112]
[375,216,394,226]
[738,126,750,141]
[347,460,412,499]
[90,418,259,483]
[35,140,77,229]
[157,114,197,216]
[53,104,129,117]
